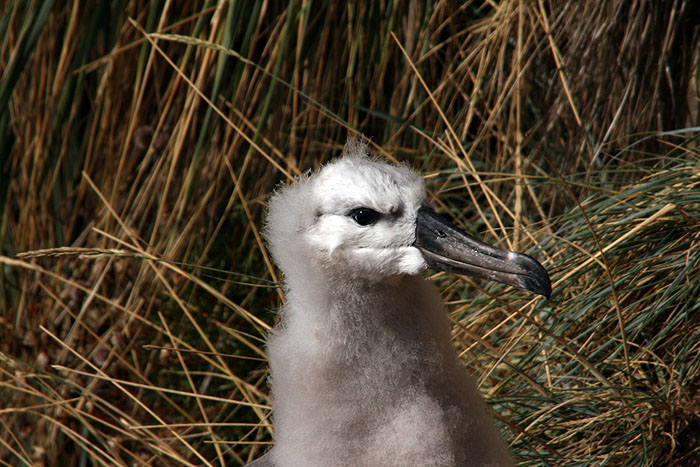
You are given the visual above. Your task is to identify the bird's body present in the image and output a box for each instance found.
[252,140,550,467]
[265,274,512,466]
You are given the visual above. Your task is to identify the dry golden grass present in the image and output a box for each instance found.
[1,1,699,465]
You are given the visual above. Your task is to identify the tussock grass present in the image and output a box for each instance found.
[1,1,699,465]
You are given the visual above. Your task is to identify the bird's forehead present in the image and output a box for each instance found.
[312,158,425,213]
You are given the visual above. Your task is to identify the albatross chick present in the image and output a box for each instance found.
[250,140,550,467]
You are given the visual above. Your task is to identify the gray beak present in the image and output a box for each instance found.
[414,206,551,298]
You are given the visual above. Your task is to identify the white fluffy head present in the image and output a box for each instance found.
[265,140,428,283]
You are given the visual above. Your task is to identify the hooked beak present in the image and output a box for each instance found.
[414,206,551,298]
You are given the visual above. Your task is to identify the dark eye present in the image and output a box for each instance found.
[349,208,380,226]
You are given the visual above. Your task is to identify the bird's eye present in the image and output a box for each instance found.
[349,208,380,226]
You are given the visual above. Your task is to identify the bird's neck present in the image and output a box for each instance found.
[287,270,421,324]
[280,269,452,365]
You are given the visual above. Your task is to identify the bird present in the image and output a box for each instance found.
[248,139,550,467]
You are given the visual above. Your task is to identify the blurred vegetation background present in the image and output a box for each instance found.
[1,1,699,465]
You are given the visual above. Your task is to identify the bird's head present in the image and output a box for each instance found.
[265,140,550,297]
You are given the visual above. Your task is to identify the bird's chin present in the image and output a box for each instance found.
[318,246,428,278]
[391,246,430,275]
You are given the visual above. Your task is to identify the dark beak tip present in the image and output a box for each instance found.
[543,285,552,299]
[515,254,552,299]
[522,275,551,299]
